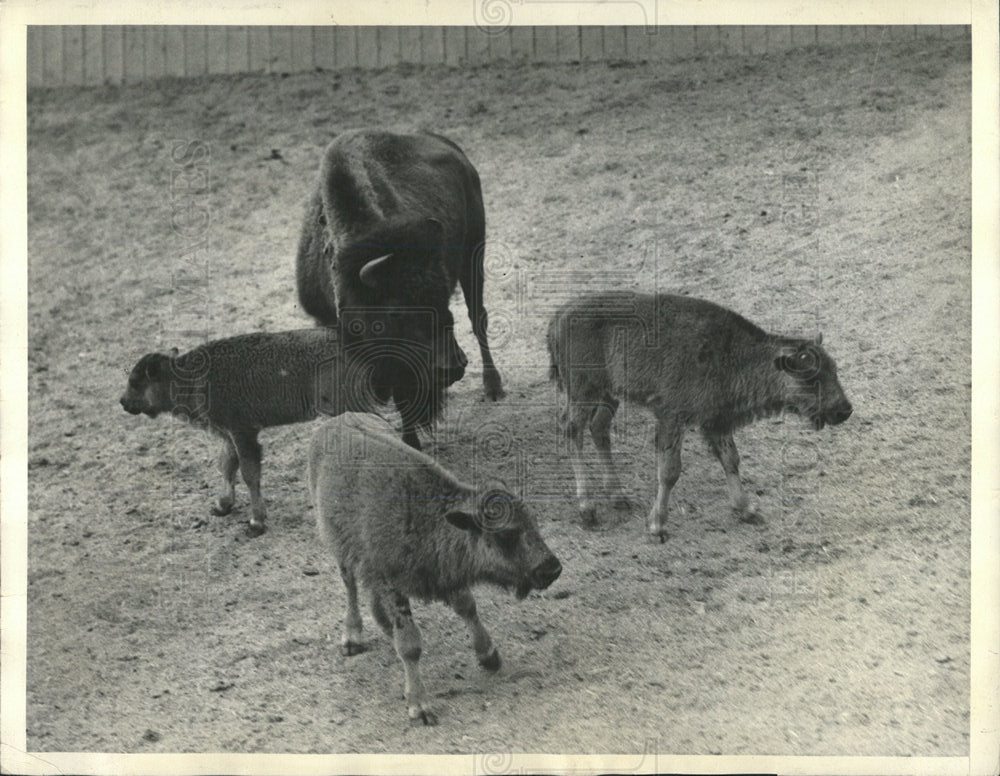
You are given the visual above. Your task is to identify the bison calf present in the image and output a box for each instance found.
[308,412,562,725]
[120,328,373,536]
[547,291,853,541]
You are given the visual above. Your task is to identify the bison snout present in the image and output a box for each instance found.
[531,555,562,590]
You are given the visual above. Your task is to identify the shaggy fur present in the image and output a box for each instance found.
[295,130,505,451]
[308,412,561,725]
[546,290,853,540]
[120,328,376,536]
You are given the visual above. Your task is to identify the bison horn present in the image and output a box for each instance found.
[358,253,394,288]
[813,332,823,345]
[169,347,179,358]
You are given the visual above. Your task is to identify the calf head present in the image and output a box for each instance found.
[775,335,853,430]
[445,482,562,599]
[120,350,177,418]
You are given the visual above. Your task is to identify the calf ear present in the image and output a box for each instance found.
[813,332,823,346]
[358,254,394,288]
[445,510,481,534]
[168,347,179,358]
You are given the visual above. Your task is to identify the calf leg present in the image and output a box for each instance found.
[459,249,505,401]
[589,396,630,510]
[648,415,685,543]
[211,436,239,516]
[231,431,267,537]
[449,588,500,672]
[382,590,437,726]
[703,430,760,523]
[339,566,365,656]
[562,401,599,527]
[369,590,393,637]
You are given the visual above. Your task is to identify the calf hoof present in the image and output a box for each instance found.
[211,499,234,516]
[409,708,438,726]
[483,371,505,402]
[341,640,366,657]
[478,648,501,672]
[246,521,267,538]
[646,527,669,544]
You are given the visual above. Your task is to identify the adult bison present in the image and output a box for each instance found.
[296,130,504,450]
[547,290,853,542]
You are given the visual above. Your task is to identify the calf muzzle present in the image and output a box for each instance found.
[825,400,853,426]
[531,555,563,590]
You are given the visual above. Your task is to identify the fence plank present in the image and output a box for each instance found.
[839,25,867,44]
[580,27,603,61]
[603,26,626,59]
[103,26,126,85]
[422,26,445,65]
[556,26,580,61]
[488,27,513,60]
[248,26,270,71]
[185,27,208,76]
[122,26,144,83]
[291,26,315,71]
[333,26,358,68]
[63,26,84,85]
[376,26,401,67]
[398,26,422,64]
[82,26,104,85]
[623,26,651,60]
[27,26,45,87]
[443,26,466,66]
[144,26,166,79]
[466,25,491,64]
[533,26,558,62]
[742,26,769,55]
[356,27,379,69]
[510,26,533,60]
[717,25,743,54]
[163,27,186,77]
[224,27,248,73]
[313,26,335,69]
[206,26,228,74]
[41,27,64,85]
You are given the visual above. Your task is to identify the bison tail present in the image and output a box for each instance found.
[545,320,565,392]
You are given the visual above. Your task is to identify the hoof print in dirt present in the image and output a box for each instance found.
[478,648,502,672]
[737,509,765,525]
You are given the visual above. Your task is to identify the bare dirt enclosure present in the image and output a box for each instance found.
[25,38,971,756]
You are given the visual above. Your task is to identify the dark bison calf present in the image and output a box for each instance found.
[120,328,372,536]
[309,412,562,725]
[547,291,853,541]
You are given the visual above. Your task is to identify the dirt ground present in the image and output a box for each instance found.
[24,38,971,756]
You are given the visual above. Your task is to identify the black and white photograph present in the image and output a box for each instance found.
[2,1,997,774]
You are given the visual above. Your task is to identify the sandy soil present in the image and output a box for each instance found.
[25,38,970,755]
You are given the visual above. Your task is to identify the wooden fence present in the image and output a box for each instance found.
[26,25,969,88]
